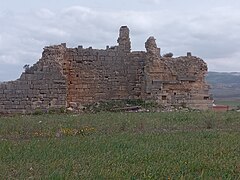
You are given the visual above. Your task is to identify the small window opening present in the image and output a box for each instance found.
[162,95,167,100]
[204,96,209,100]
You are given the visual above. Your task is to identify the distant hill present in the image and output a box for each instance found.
[206,72,240,100]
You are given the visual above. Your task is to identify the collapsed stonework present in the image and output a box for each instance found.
[0,26,211,113]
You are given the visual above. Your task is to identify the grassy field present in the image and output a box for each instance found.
[1,111,240,179]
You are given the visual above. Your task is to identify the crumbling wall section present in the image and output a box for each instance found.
[0,26,212,113]
[64,26,146,108]
[143,37,211,110]
[144,37,176,102]
[0,45,67,114]
[65,48,146,107]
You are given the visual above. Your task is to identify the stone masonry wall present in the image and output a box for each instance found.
[143,37,211,109]
[0,45,67,114]
[65,48,145,105]
[0,26,211,113]
[63,26,145,107]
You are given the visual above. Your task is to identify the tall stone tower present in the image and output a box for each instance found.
[117,26,131,52]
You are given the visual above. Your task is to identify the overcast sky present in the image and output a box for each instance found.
[1,0,240,81]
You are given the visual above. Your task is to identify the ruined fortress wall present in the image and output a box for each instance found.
[0,26,212,113]
[62,26,146,107]
[143,37,211,109]
[0,45,67,114]
[64,46,145,106]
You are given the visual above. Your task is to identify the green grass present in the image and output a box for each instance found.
[1,111,240,179]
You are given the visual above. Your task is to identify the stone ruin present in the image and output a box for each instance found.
[0,26,212,114]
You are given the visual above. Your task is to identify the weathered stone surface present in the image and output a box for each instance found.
[0,26,211,113]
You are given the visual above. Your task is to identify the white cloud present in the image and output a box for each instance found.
[140,0,161,5]
[62,6,93,15]
[0,3,240,81]
[35,8,55,19]
[208,52,240,72]
[0,55,18,64]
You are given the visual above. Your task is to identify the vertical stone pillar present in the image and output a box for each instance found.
[145,36,161,57]
[187,52,192,57]
[117,26,131,52]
